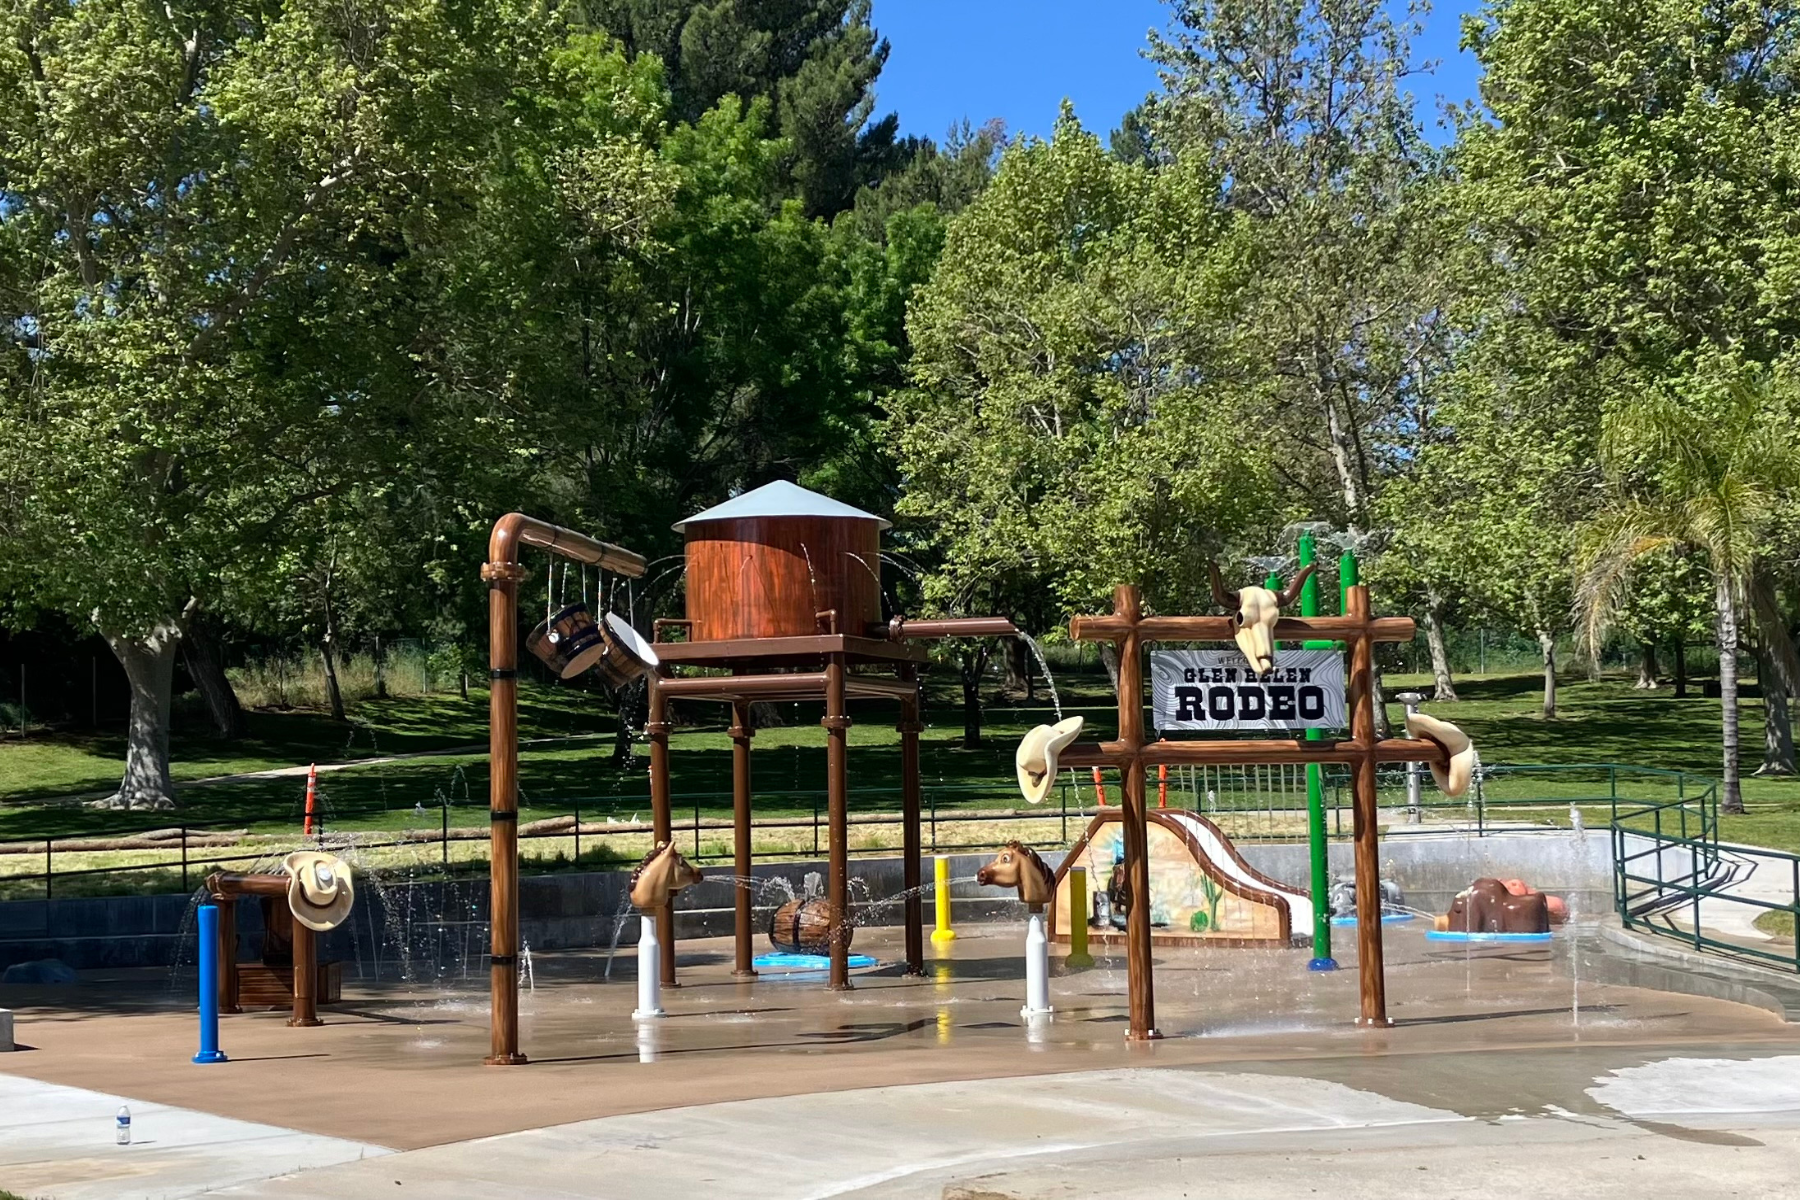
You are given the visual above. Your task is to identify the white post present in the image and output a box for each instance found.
[1397,692,1424,825]
[1021,909,1052,1017]
[633,912,664,1019]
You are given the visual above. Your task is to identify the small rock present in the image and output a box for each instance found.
[2,958,79,985]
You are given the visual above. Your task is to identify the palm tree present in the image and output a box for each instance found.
[1576,380,1800,814]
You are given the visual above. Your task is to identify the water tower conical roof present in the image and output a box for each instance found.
[672,480,891,532]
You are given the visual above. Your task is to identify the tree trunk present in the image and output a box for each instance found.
[960,644,990,749]
[320,638,346,722]
[1099,642,1120,692]
[180,612,246,739]
[100,624,182,810]
[1756,647,1796,777]
[1716,574,1743,814]
[1371,665,1391,737]
[1001,637,1031,699]
[1423,594,1457,701]
[1536,628,1557,719]
[1634,642,1660,689]
[1672,639,1688,698]
[1750,570,1799,777]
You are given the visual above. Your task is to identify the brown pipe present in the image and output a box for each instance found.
[289,924,321,1027]
[1058,737,1449,770]
[884,615,1019,640]
[1071,613,1416,644]
[206,871,287,898]
[485,511,648,1065]
[729,701,756,981]
[657,672,831,698]
[488,512,648,577]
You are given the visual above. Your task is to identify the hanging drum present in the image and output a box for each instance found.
[526,603,609,679]
[595,612,660,688]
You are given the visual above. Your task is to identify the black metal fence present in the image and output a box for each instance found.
[1,762,1720,902]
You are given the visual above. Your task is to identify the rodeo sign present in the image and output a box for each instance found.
[1151,648,1347,732]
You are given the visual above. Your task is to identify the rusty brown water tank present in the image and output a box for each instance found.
[676,481,887,642]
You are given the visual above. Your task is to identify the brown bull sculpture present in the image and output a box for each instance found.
[1435,877,1552,935]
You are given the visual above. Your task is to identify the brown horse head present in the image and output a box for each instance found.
[628,841,703,910]
[976,842,1056,909]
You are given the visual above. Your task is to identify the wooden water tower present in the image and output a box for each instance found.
[674,480,886,643]
[647,481,1015,991]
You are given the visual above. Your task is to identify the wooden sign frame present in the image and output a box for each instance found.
[1058,584,1449,1039]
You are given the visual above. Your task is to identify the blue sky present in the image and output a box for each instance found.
[872,1,1484,145]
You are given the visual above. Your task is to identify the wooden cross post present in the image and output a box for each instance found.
[1062,582,1439,1038]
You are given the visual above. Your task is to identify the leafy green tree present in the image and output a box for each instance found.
[1384,314,1600,719]
[1458,0,1800,382]
[1149,0,1452,535]
[1610,550,1712,690]
[584,0,902,216]
[891,110,1276,742]
[1454,0,1800,733]
[0,0,641,806]
[1576,379,1800,813]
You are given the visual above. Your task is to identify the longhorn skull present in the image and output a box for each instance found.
[1209,561,1317,675]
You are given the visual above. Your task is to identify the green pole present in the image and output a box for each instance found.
[1300,533,1336,970]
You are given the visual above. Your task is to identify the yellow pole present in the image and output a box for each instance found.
[931,855,956,943]
[1065,866,1094,968]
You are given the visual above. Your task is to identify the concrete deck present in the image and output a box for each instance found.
[3,923,1798,1197]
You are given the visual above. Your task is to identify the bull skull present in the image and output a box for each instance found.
[1209,562,1316,675]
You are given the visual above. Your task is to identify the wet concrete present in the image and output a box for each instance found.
[2,922,1798,1196]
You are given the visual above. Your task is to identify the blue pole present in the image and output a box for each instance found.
[193,904,229,1064]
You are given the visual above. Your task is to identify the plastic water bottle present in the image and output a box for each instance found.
[115,1105,131,1145]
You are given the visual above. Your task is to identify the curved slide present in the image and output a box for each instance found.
[1162,811,1313,935]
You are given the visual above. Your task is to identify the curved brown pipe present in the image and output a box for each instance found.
[488,513,648,577]
[206,870,288,899]
[884,615,1019,640]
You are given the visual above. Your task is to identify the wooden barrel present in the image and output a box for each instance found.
[767,898,851,956]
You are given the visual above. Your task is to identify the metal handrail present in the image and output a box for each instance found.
[1610,783,1797,973]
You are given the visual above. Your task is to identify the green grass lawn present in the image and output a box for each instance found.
[4,664,1798,853]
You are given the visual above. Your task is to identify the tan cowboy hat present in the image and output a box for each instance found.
[1015,716,1085,805]
[1404,712,1476,799]
[282,851,355,932]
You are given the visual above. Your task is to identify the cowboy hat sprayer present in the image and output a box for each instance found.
[1403,712,1478,799]
[1210,561,1317,675]
[1015,717,1085,805]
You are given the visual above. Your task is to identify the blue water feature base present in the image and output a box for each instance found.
[753,953,878,971]
[1306,957,1339,972]
[1330,912,1417,927]
[1424,930,1554,944]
